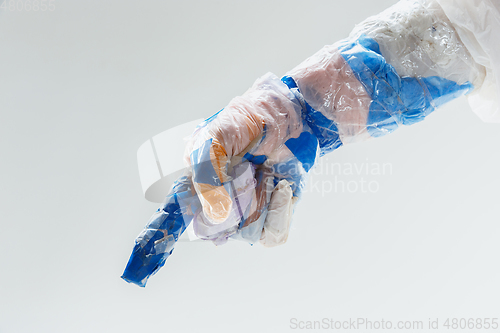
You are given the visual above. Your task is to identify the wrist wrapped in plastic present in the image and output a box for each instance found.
[122,0,489,287]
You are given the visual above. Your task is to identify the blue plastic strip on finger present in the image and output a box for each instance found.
[204,109,223,123]
[304,103,343,155]
[190,138,223,187]
[194,109,224,132]
[338,34,473,137]
[282,75,298,90]
[284,132,317,172]
[121,177,197,287]
[242,152,267,165]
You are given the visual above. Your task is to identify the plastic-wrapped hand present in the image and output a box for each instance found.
[121,74,319,286]
[122,0,494,287]
[186,72,320,246]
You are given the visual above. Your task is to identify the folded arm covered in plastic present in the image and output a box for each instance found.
[122,0,496,287]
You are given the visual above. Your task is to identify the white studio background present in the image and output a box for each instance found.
[1,1,500,332]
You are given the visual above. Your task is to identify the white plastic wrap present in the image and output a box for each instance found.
[352,0,484,86]
[431,0,500,122]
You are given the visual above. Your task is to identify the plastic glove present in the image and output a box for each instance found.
[122,74,314,286]
[122,0,492,287]
[186,72,314,245]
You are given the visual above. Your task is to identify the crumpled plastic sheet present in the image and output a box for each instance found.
[122,0,494,287]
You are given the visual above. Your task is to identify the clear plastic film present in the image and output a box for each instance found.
[122,0,497,287]
[430,0,500,122]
